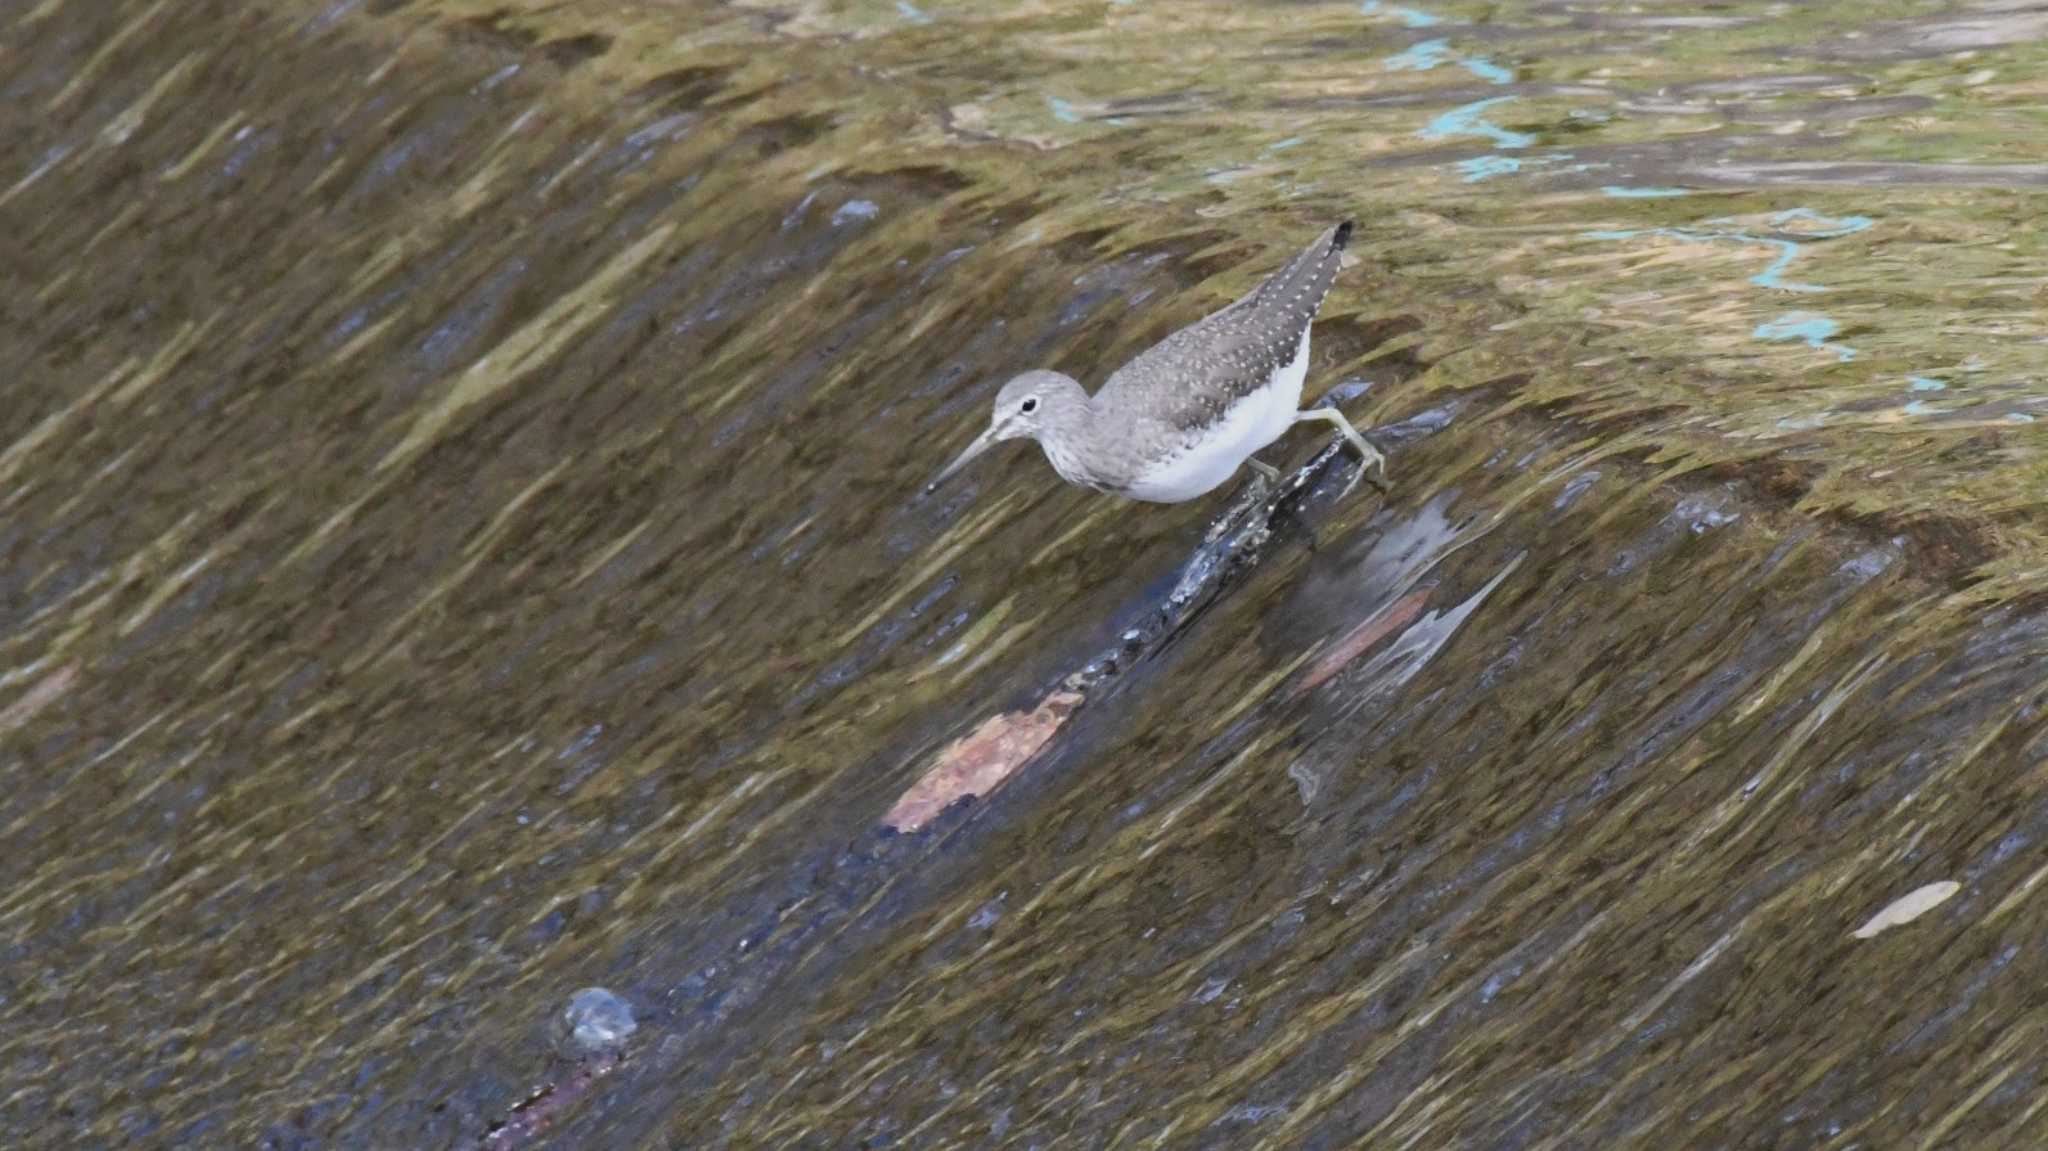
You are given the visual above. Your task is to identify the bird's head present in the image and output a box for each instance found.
[927,370,1087,492]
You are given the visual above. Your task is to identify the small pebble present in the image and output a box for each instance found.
[831,200,880,226]
[557,988,636,1058]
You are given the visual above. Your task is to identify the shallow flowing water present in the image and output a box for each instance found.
[3,0,2047,1147]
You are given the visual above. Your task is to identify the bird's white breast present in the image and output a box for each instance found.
[1121,328,1309,503]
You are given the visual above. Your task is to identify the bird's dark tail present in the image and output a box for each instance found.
[1249,220,1355,312]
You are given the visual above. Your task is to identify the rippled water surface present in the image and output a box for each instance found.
[4,0,2048,1146]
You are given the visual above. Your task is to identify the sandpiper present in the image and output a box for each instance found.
[929,221,1387,503]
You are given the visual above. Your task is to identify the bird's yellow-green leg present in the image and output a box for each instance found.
[1295,407,1389,496]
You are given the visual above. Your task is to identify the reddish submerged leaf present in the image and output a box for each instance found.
[885,690,1084,832]
[1293,589,1433,698]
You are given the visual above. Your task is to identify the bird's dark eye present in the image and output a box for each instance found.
[1020,397,1039,414]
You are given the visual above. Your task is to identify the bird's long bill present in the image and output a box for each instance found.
[927,427,998,493]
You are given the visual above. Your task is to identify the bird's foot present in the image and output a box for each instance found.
[1338,438,1389,499]
[1294,406,1388,500]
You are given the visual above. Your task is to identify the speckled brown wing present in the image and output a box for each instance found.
[1093,221,1352,435]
